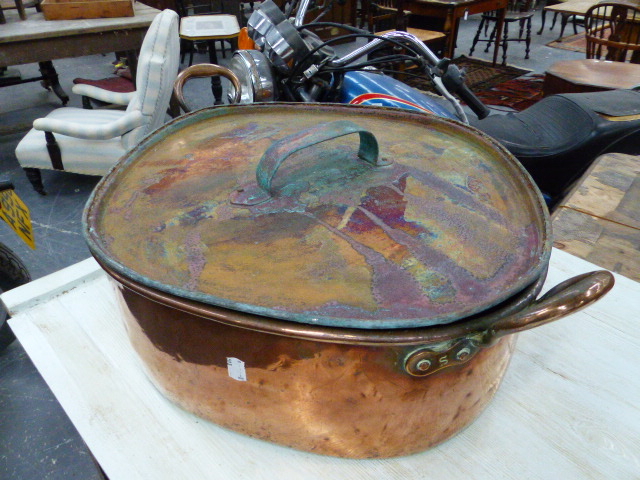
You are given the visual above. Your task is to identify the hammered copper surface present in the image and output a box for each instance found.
[86,104,550,329]
[115,280,517,458]
[101,256,614,458]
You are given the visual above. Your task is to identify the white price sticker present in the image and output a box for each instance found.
[227,357,247,382]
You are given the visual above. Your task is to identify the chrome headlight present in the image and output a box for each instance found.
[227,50,276,104]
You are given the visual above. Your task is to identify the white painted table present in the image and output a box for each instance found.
[2,249,639,479]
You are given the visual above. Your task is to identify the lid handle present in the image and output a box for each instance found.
[231,120,384,206]
[257,120,381,195]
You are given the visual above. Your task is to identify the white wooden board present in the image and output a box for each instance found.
[3,249,640,480]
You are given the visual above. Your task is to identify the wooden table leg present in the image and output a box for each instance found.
[0,0,28,22]
[553,12,574,41]
[492,7,506,65]
[125,50,139,83]
[38,61,69,105]
[14,0,27,20]
[443,10,455,58]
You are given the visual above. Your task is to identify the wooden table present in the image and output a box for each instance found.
[552,152,640,282]
[0,3,160,103]
[404,0,507,64]
[544,0,597,41]
[2,250,639,479]
[543,58,640,95]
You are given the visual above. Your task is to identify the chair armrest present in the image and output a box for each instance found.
[33,111,145,140]
[71,84,136,106]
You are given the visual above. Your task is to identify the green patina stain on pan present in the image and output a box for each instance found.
[84,103,550,329]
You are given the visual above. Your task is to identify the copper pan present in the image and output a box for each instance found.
[84,104,614,458]
[103,260,612,458]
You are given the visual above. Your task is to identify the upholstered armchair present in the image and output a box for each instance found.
[15,9,180,194]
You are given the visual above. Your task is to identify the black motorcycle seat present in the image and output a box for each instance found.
[469,89,640,159]
[469,89,640,204]
[570,88,640,117]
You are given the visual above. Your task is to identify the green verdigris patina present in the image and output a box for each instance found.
[84,103,550,329]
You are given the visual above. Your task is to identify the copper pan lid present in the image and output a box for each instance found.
[84,103,550,329]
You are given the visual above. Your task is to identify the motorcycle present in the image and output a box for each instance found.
[0,179,34,352]
[173,0,640,208]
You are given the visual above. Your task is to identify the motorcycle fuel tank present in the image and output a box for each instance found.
[341,71,456,119]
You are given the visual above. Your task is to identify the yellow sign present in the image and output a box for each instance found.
[0,189,35,249]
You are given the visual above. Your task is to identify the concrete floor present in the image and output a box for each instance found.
[0,8,585,479]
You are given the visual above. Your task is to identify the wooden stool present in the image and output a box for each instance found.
[179,14,240,105]
[543,59,640,96]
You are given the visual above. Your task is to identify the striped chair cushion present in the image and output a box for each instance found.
[122,9,180,151]
[16,108,127,175]
[15,9,180,177]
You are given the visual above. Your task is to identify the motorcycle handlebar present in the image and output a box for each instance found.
[294,0,312,26]
[440,63,491,120]
[248,2,490,123]
[328,31,440,68]
[457,83,491,120]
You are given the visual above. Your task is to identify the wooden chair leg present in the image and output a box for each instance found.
[524,18,532,59]
[501,22,509,65]
[484,24,498,53]
[24,168,46,195]
[469,17,486,56]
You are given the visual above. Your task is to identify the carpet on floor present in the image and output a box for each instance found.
[403,55,531,92]
[545,28,640,61]
[473,74,545,111]
[546,31,588,53]
[402,56,543,111]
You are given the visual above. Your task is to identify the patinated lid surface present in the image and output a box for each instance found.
[84,104,550,329]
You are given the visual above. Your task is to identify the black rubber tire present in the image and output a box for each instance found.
[0,242,31,352]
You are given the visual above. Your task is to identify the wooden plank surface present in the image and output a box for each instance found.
[553,153,640,281]
[41,0,134,21]
[3,251,640,479]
